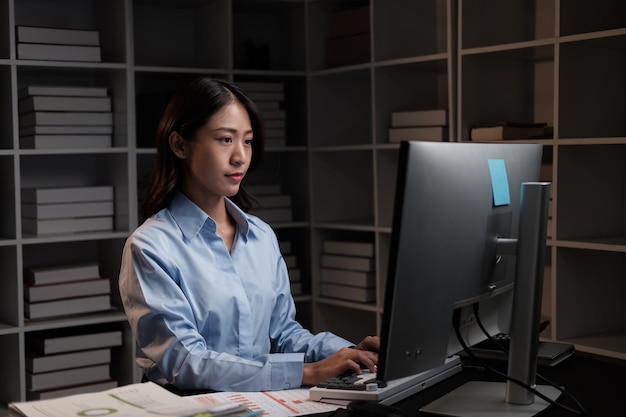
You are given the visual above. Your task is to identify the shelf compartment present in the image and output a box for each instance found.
[555,247,626,359]
[307,0,370,71]
[556,144,625,241]
[276,227,311,299]
[24,321,136,395]
[136,153,155,224]
[313,303,377,342]
[0,333,22,405]
[0,1,8,59]
[134,71,210,149]
[17,66,128,148]
[309,69,372,147]
[375,148,399,229]
[460,45,554,141]
[0,155,16,239]
[247,150,310,224]
[558,35,626,139]
[313,229,376,306]
[461,0,555,49]
[234,75,307,148]
[233,0,305,71]
[14,0,127,64]
[19,153,130,236]
[0,66,11,150]
[133,0,229,68]
[374,60,450,144]
[0,245,18,328]
[560,0,626,37]
[311,150,374,225]
[373,0,448,61]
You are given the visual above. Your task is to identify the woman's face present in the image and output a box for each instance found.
[174,99,254,206]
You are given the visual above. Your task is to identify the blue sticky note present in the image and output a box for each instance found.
[488,159,510,206]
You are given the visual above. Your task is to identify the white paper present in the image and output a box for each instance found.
[9,382,217,417]
[190,389,341,417]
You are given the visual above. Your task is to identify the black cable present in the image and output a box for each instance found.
[452,307,589,416]
[471,304,589,416]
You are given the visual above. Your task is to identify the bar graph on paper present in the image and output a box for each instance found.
[190,389,340,416]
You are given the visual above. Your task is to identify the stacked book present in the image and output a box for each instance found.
[248,184,293,223]
[16,25,102,62]
[389,109,448,143]
[24,262,111,320]
[21,185,115,235]
[469,121,550,141]
[25,329,121,400]
[279,240,302,296]
[18,84,113,149]
[238,81,287,147]
[326,6,370,68]
[320,240,376,303]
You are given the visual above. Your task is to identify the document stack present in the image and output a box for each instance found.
[320,240,376,303]
[25,328,121,400]
[238,82,286,147]
[21,185,115,236]
[389,109,449,143]
[18,84,113,149]
[16,25,102,62]
[23,262,111,320]
[248,184,293,224]
[279,240,303,296]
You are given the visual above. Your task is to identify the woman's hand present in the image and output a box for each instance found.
[301,336,381,386]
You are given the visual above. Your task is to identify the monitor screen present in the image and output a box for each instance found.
[378,141,544,382]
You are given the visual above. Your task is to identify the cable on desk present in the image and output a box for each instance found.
[471,303,589,417]
[452,306,590,417]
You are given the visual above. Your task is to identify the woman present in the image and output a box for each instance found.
[119,76,379,392]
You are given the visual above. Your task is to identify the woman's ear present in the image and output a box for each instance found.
[169,132,187,159]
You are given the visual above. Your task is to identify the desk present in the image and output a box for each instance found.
[393,353,626,417]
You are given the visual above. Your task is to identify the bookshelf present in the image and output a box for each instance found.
[0,0,624,410]
[455,0,626,361]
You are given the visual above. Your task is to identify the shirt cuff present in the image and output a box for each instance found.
[269,352,306,390]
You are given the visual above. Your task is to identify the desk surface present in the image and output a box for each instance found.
[394,353,626,417]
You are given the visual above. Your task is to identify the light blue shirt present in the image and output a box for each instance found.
[119,192,352,391]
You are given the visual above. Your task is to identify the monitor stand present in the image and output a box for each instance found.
[423,183,557,417]
[419,381,561,417]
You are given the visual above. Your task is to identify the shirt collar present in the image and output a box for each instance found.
[169,192,251,242]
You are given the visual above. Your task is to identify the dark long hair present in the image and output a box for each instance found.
[141,77,265,220]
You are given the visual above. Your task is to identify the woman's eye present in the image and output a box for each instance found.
[245,138,254,145]
[220,137,232,143]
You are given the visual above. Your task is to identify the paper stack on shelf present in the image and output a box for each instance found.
[24,329,122,400]
[18,84,113,149]
[279,240,303,295]
[248,184,293,223]
[320,240,376,303]
[21,185,115,235]
[238,81,287,147]
[389,109,449,143]
[23,262,111,320]
[469,121,549,141]
[16,25,102,62]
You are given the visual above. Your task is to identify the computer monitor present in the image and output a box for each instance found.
[377,141,559,416]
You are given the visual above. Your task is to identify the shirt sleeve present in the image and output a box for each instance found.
[268,246,354,362]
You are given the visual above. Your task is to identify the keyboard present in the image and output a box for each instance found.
[314,370,387,391]
[309,355,462,406]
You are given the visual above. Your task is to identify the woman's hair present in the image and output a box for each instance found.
[141,76,265,220]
